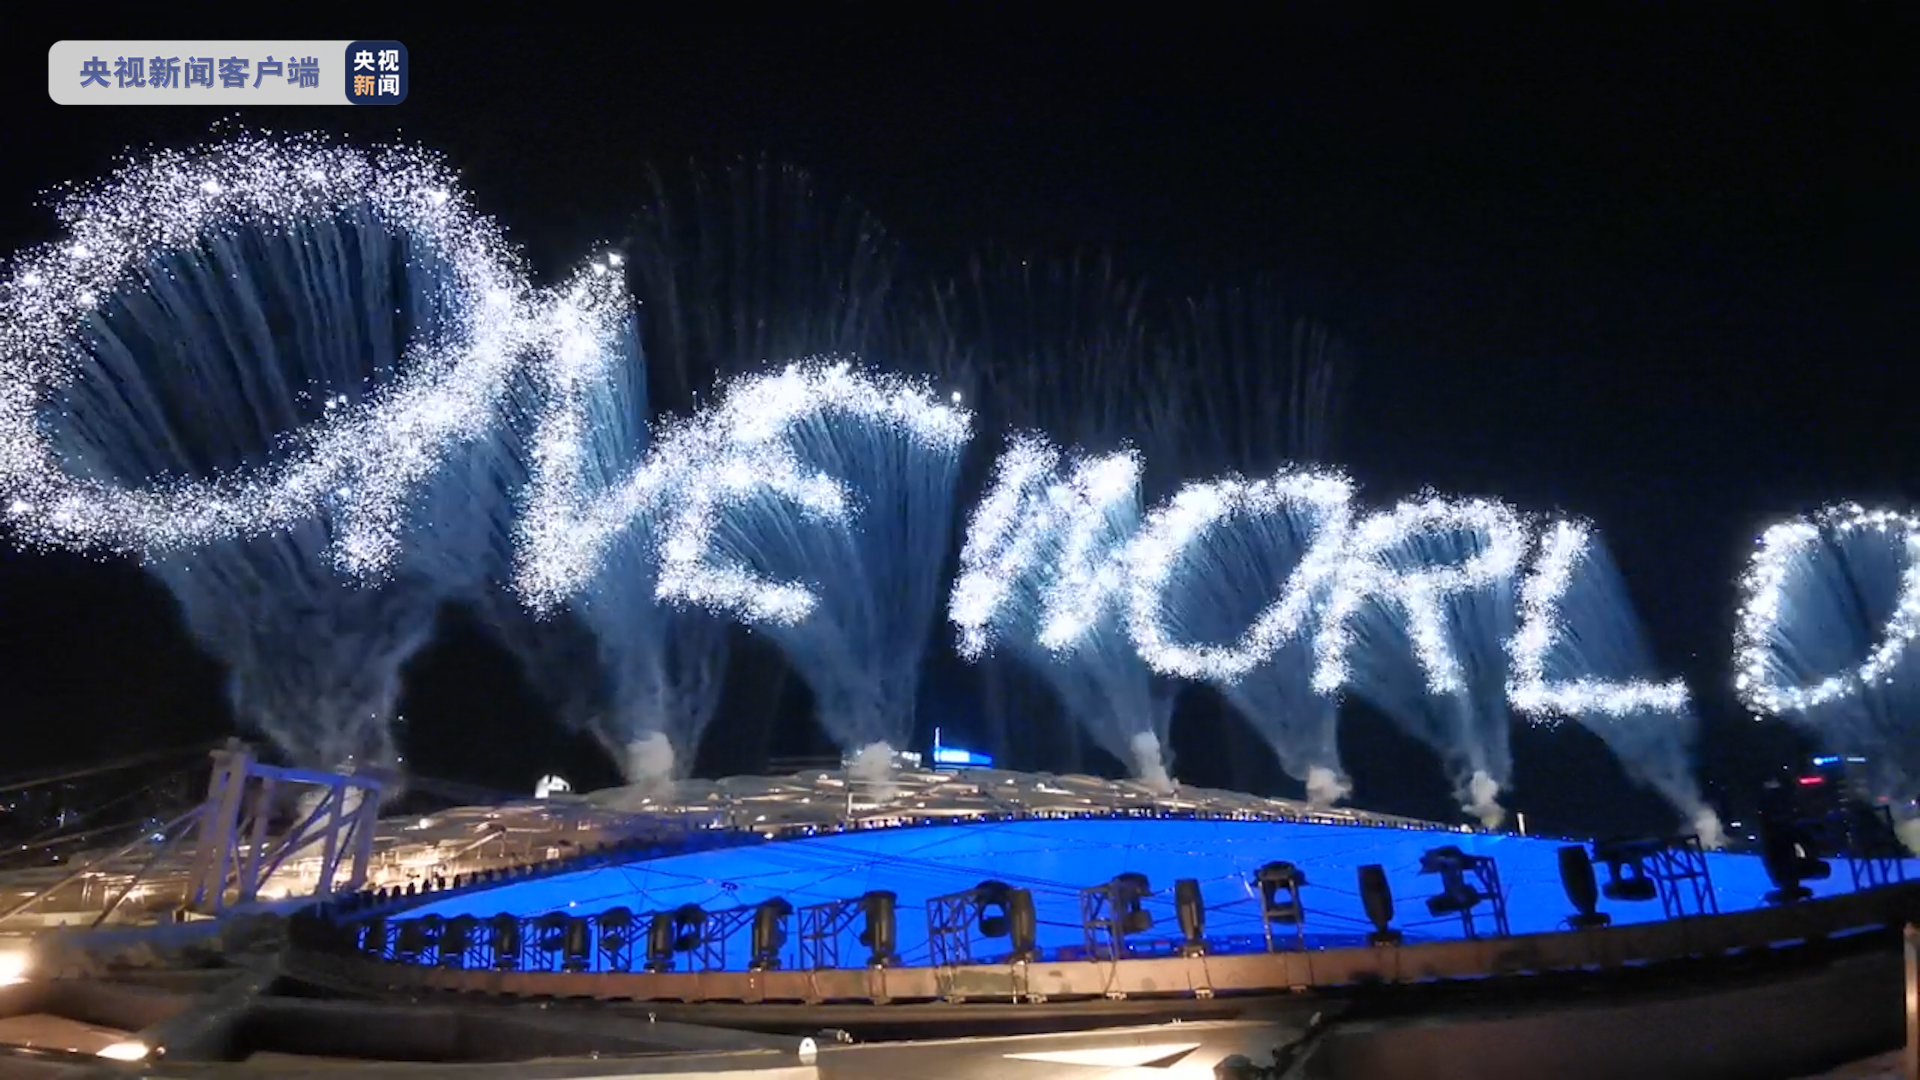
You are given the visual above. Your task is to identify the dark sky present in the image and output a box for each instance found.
[0,8,1913,834]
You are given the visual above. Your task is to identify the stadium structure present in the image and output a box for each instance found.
[0,740,1916,1079]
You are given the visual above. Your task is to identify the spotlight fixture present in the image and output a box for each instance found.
[1759,814,1831,904]
[595,907,636,972]
[1253,862,1308,952]
[488,913,522,972]
[645,904,707,972]
[360,916,388,959]
[1555,845,1611,929]
[1109,873,1154,936]
[440,915,477,969]
[1418,845,1509,937]
[1420,847,1486,917]
[396,916,436,964]
[533,912,571,972]
[750,898,793,971]
[857,890,898,968]
[561,915,591,972]
[1592,840,1659,903]
[1173,878,1207,956]
[1357,864,1400,946]
[972,880,1038,962]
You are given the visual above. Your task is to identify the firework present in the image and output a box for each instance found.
[506,260,729,785]
[1126,468,1355,804]
[618,160,912,771]
[952,434,1178,789]
[0,135,523,767]
[1511,519,1716,843]
[935,249,1189,781]
[1315,495,1530,826]
[651,359,971,757]
[1735,503,1920,841]
[0,135,528,576]
[1138,280,1354,800]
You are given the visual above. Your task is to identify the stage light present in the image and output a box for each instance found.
[489,913,522,971]
[1420,846,1487,917]
[533,912,571,972]
[931,728,994,768]
[857,890,898,968]
[399,916,439,964]
[1593,842,1659,903]
[1110,873,1154,936]
[974,881,1013,937]
[1174,878,1207,956]
[646,905,708,972]
[1254,862,1308,952]
[1556,845,1611,929]
[441,916,477,969]
[562,916,591,972]
[1255,862,1306,921]
[972,880,1038,961]
[596,907,637,973]
[750,898,793,971]
[1357,864,1401,945]
[360,916,388,959]
[1759,816,1831,904]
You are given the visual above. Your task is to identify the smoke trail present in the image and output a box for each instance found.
[392,342,631,771]
[561,312,729,785]
[40,206,470,769]
[1159,277,1353,471]
[1510,519,1716,843]
[1317,496,1530,827]
[847,740,902,803]
[932,248,1160,458]
[657,360,971,758]
[953,435,1178,790]
[1126,468,1355,804]
[627,158,899,408]
[475,595,615,741]
[1735,504,1920,847]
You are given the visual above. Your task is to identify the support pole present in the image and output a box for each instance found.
[236,774,275,904]
[317,780,344,896]
[347,776,381,892]
[1905,923,1918,1080]
[186,742,253,913]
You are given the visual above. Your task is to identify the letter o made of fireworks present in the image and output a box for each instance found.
[0,135,530,575]
[1127,468,1355,682]
[1733,504,1920,716]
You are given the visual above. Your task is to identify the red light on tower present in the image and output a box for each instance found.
[1797,776,1824,787]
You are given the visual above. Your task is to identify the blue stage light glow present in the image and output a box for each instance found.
[407,818,1920,970]
[929,728,992,768]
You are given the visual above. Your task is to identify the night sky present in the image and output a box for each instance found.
[0,9,1912,836]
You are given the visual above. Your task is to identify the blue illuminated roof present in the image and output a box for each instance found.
[407,816,1920,970]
